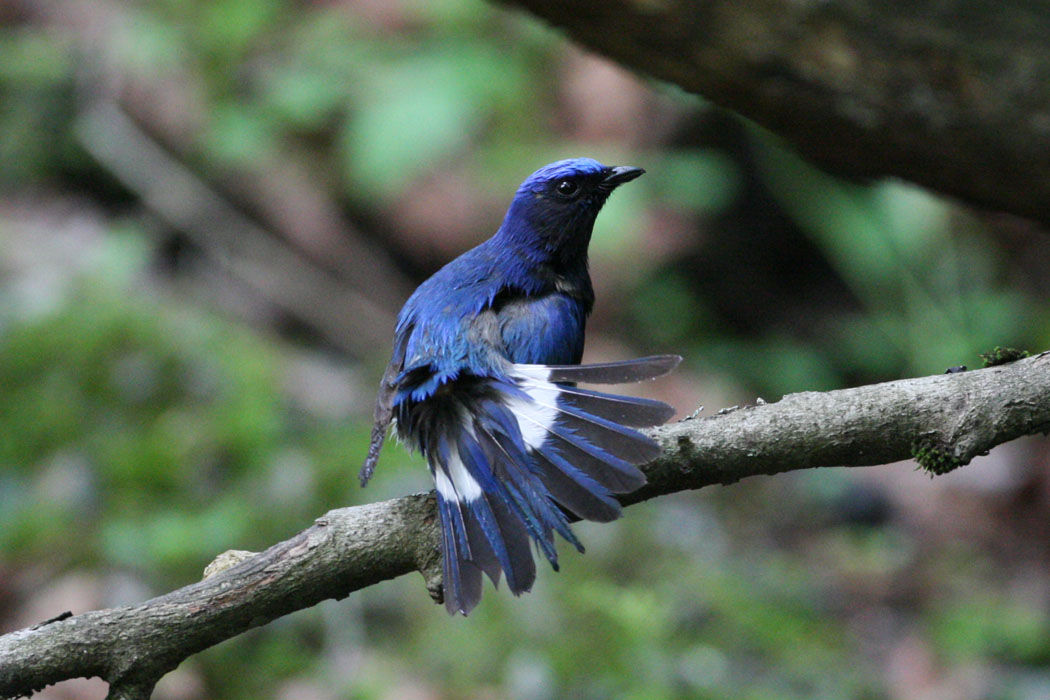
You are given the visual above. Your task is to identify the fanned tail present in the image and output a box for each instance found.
[505,354,680,508]
[414,355,680,615]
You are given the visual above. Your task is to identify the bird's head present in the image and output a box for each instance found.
[498,157,644,268]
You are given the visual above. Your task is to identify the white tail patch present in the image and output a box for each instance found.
[506,368,561,450]
[435,440,483,503]
[511,364,553,383]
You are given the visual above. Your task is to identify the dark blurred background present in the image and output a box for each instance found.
[3,1,1050,698]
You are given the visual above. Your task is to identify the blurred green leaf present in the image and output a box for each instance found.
[652,149,742,214]
[0,30,73,83]
[197,0,284,61]
[339,44,532,200]
[202,103,279,166]
[340,80,476,199]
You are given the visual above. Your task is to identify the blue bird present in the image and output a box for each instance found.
[360,158,679,615]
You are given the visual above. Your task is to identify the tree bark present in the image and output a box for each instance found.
[499,0,1050,227]
[3,353,1049,699]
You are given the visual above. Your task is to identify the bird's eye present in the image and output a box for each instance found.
[555,180,579,197]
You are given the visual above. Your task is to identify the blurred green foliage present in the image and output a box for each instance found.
[0,239,332,578]
[3,0,1050,698]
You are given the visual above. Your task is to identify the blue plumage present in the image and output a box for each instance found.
[361,158,679,615]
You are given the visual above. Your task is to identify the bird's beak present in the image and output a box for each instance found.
[600,166,645,190]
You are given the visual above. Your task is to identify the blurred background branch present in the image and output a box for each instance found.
[501,0,1050,227]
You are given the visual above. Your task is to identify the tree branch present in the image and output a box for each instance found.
[2,353,1049,697]
[498,0,1050,227]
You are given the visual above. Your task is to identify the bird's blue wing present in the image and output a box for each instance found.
[495,293,588,366]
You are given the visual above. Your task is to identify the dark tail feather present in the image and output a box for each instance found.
[479,493,536,593]
[455,429,536,593]
[476,401,584,555]
[436,491,483,615]
[532,447,622,522]
[533,421,648,493]
[553,384,676,427]
[529,395,662,464]
[449,435,505,590]
[459,503,502,587]
[519,354,681,385]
